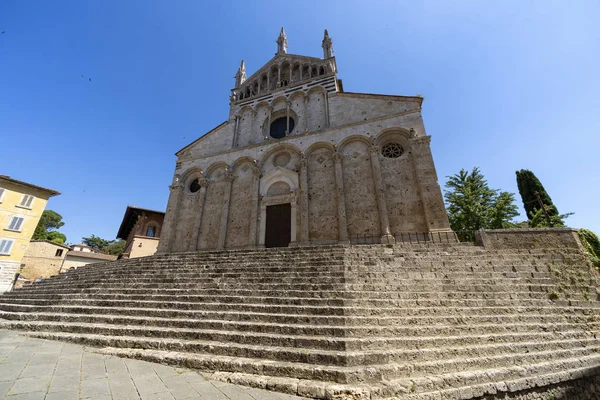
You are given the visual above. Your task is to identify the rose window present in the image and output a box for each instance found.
[381,143,404,158]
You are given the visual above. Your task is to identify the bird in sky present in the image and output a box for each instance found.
[88,78,92,82]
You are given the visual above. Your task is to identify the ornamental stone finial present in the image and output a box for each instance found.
[276,27,288,54]
[322,29,333,59]
[234,60,246,89]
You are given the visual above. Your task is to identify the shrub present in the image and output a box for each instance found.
[578,229,600,269]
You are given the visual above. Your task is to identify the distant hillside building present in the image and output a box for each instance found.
[0,175,60,292]
[61,244,117,270]
[158,29,450,253]
[117,206,165,259]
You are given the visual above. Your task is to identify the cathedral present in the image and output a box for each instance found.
[157,29,451,253]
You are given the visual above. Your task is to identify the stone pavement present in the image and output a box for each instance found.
[0,330,308,400]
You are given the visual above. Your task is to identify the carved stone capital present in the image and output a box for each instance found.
[199,178,211,188]
[333,152,342,163]
[369,145,379,154]
[169,184,183,191]
[410,135,432,145]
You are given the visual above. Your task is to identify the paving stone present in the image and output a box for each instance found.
[7,376,51,395]
[187,381,229,400]
[80,377,111,398]
[20,362,55,378]
[108,376,140,399]
[49,374,80,393]
[3,392,47,400]
[44,389,80,400]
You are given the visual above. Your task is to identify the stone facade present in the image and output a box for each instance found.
[158,29,451,253]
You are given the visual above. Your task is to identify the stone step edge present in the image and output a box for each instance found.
[0,309,579,326]
[76,344,600,400]
[4,300,594,314]
[6,320,599,364]
[0,315,589,336]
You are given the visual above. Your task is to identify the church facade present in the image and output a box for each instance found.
[157,29,451,253]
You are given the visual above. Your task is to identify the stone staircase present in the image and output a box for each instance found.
[1,244,600,399]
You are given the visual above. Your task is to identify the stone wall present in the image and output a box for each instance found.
[478,228,584,250]
[19,241,67,282]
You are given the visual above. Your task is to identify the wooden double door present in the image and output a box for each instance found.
[265,203,291,248]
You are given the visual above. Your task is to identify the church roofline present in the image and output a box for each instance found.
[337,92,424,105]
[175,121,228,157]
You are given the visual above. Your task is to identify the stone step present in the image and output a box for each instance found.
[17,330,600,398]
[0,309,585,327]
[2,300,596,319]
[0,292,571,308]
[8,325,599,375]
[6,288,568,300]
[383,356,600,399]
[0,314,589,339]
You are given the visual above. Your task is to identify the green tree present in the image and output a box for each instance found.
[578,229,600,269]
[32,210,67,243]
[515,169,559,220]
[444,168,519,232]
[81,234,113,250]
[81,235,126,257]
[103,240,126,256]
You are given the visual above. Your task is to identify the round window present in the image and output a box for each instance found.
[270,117,295,139]
[381,143,404,158]
[189,179,201,193]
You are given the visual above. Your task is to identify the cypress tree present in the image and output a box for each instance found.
[515,169,559,220]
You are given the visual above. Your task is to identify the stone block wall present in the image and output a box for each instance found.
[478,228,584,251]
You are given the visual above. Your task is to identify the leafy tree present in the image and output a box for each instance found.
[515,169,559,220]
[444,167,519,232]
[81,235,125,257]
[103,240,126,256]
[528,207,573,228]
[81,234,113,250]
[578,229,600,269]
[46,231,67,244]
[33,210,67,243]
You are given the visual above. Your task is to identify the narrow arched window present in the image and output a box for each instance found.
[146,226,156,238]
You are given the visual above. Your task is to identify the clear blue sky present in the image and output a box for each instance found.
[1,1,599,243]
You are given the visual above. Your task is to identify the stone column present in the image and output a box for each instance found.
[289,64,293,83]
[324,92,330,128]
[286,101,290,136]
[298,154,310,244]
[303,96,308,133]
[232,116,240,148]
[333,151,350,244]
[267,73,270,91]
[409,135,452,232]
[157,182,183,254]
[369,145,394,244]
[299,65,303,81]
[266,106,273,139]
[191,178,210,250]
[277,65,281,85]
[249,163,262,247]
[217,169,235,250]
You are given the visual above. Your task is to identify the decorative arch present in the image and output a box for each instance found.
[271,96,289,109]
[259,143,303,166]
[305,141,335,157]
[375,128,412,146]
[232,156,257,171]
[205,161,229,178]
[337,135,372,152]
[289,91,307,101]
[144,221,159,238]
[306,85,327,96]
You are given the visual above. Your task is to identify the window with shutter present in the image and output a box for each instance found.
[0,239,14,255]
[7,216,24,231]
[19,194,35,208]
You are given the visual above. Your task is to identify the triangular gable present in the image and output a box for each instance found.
[175,121,228,156]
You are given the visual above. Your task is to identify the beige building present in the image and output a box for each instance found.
[61,244,117,270]
[158,29,451,253]
[0,175,60,292]
[117,206,164,259]
[17,240,70,288]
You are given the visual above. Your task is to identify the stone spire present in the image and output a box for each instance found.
[322,29,333,59]
[234,60,246,88]
[276,27,288,54]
